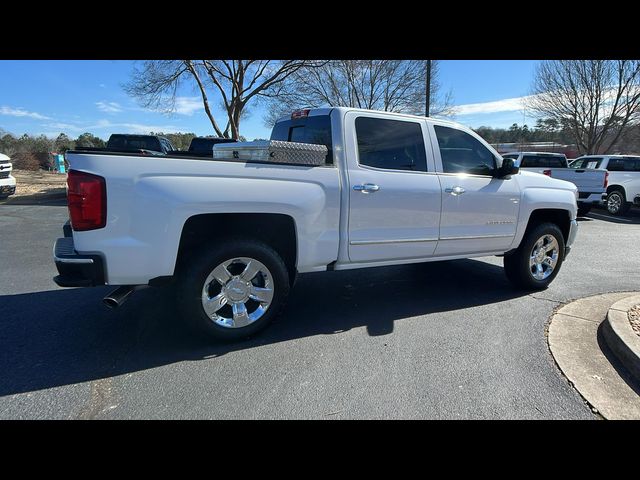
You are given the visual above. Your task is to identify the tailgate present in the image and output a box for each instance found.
[550,169,606,191]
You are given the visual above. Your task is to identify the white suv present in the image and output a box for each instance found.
[0,153,16,199]
[570,155,640,215]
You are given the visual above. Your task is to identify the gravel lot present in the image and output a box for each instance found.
[0,170,67,205]
[0,202,638,419]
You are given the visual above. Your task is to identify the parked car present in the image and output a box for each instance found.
[502,151,606,217]
[100,134,176,155]
[172,136,238,157]
[569,155,640,215]
[0,153,16,199]
[54,107,579,341]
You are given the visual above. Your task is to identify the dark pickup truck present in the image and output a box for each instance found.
[106,134,176,155]
[173,137,238,157]
[72,134,236,158]
[74,134,176,156]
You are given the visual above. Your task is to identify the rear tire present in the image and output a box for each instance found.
[504,222,565,290]
[176,238,290,342]
[606,189,630,216]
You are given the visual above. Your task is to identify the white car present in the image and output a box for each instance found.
[502,151,607,216]
[0,153,16,199]
[53,107,579,341]
[570,155,640,215]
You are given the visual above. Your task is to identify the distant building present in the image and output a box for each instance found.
[492,142,579,159]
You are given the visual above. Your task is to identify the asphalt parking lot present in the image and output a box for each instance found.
[1,203,639,419]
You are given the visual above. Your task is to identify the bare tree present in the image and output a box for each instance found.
[262,60,453,126]
[125,60,324,139]
[526,60,640,154]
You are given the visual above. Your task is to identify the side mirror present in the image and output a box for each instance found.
[495,157,519,178]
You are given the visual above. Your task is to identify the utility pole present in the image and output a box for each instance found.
[425,59,432,117]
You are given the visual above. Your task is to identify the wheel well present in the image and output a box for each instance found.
[526,209,571,243]
[606,185,626,196]
[176,213,297,284]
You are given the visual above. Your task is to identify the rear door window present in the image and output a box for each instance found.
[607,159,625,171]
[570,158,586,169]
[570,158,602,169]
[355,117,427,172]
[624,157,640,171]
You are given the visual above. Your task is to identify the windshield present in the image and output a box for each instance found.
[520,154,567,168]
[570,158,603,169]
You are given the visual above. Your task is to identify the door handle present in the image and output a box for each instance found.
[353,183,380,193]
[445,186,465,196]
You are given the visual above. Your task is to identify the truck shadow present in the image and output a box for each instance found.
[0,258,526,397]
[587,207,640,225]
[0,192,67,207]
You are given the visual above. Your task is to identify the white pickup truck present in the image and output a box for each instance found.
[53,107,579,340]
[569,155,640,216]
[0,153,17,199]
[501,152,607,217]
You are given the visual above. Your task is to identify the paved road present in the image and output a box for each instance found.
[1,203,639,419]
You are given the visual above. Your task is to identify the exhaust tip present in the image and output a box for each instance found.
[103,297,119,309]
[102,285,136,309]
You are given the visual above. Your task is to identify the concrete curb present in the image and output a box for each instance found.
[548,291,640,420]
[602,295,640,381]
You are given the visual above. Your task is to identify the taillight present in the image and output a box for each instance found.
[291,109,310,119]
[67,170,106,231]
[542,169,552,176]
[604,171,609,188]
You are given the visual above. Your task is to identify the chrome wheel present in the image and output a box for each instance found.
[607,192,623,214]
[201,257,274,329]
[529,234,559,281]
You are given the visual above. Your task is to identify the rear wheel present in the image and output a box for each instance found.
[504,223,565,290]
[176,238,290,341]
[606,189,630,216]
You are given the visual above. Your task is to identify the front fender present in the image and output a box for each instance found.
[511,186,577,249]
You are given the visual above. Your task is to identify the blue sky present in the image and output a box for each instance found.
[0,60,541,140]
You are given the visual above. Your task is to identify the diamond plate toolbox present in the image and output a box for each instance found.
[212,140,328,166]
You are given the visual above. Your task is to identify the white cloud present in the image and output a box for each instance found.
[1,106,51,120]
[96,101,123,113]
[45,122,79,130]
[99,84,106,88]
[172,96,203,116]
[43,119,182,134]
[453,95,535,116]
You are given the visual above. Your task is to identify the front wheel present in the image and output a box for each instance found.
[176,239,290,341]
[504,223,565,290]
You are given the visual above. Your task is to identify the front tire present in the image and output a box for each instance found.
[176,238,290,341]
[504,223,565,290]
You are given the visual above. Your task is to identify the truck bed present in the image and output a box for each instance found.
[521,167,606,195]
[64,150,341,284]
